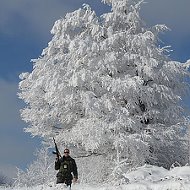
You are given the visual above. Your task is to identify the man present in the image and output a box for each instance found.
[55,148,78,187]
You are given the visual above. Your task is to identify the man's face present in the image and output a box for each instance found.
[64,150,70,157]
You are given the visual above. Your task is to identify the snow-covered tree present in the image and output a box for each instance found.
[18,0,190,182]
[14,147,56,187]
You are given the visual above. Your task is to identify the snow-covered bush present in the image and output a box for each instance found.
[14,147,56,187]
[77,154,111,184]
[18,0,190,183]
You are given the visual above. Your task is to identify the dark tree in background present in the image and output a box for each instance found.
[0,173,10,186]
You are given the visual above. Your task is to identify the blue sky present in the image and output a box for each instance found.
[0,0,190,177]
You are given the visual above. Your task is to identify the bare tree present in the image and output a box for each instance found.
[0,173,10,186]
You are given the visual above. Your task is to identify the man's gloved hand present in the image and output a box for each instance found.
[73,177,77,183]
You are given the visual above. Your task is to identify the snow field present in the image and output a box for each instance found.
[1,183,190,190]
[2,165,190,190]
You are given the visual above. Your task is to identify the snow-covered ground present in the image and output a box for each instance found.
[1,165,190,190]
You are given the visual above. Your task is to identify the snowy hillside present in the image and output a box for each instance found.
[2,165,190,190]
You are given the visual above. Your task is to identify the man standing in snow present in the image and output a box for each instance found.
[55,148,78,187]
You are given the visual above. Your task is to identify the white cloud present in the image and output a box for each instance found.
[0,0,69,38]
[0,79,20,125]
[1,0,189,39]
[141,0,190,37]
[0,0,99,39]
[0,164,17,180]
[0,79,40,171]
[139,0,190,61]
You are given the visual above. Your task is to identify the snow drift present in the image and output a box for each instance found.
[2,165,190,190]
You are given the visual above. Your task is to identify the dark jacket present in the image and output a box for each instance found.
[55,156,78,180]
